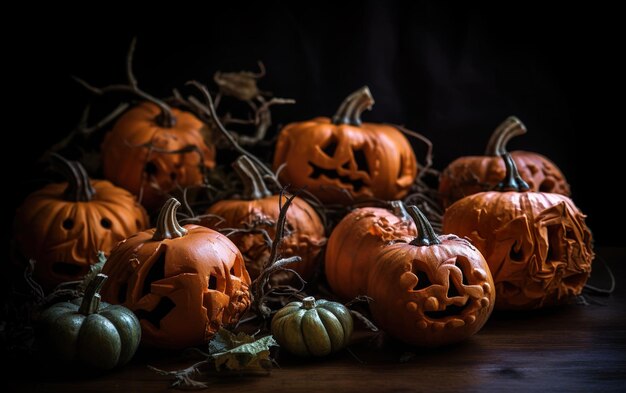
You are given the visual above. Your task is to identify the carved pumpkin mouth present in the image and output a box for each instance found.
[424,301,471,319]
[308,161,366,192]
[135,296,176,328]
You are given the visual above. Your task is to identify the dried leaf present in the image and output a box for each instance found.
[209,328,277,372]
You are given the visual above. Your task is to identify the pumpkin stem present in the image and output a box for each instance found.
[496,153,530,192]
[389,200,411,221]
[485,116,527,156]
[302,296,316,310]
[152,198,188,240]
[79,273,107,315]
[407,205,441,246]
[73,37,176,128]
[232,155,272,200]
[50,153,95,202]
[332,86,374,126]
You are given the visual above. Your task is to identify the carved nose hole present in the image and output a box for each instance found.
[321,136,338,158]
[353,148,370,174]
[413,269,432,290]
[208,274,218,290]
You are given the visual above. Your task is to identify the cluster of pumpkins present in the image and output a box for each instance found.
[13,85,594,368]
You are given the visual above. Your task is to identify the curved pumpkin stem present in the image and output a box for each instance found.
[50,153,95,202]
[73,38,176,128]
[332,86,374,126]
[153,198,188,240]
[485,116,527,156]
[407,205,441,246]
[302,296,316,310]
[78,273,107,315]
[496,153,530,192]
[389,200,411,221]
[233,155,272,200]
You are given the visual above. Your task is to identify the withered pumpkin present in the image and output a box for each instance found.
[205,156,326,283]
[273,86,417,204]
[100,198,251,349]
[367,205,495,347]
[13,155,148,291]
[442,154,594,310]
[102,101,216,210]
[325,201,416,301]
[439,116,570,207]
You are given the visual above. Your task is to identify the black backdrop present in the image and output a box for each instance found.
[10,1,624,246]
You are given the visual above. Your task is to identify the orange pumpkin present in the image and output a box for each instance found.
[443,154,594,310]
[438,116,570,208]
[368,205,495,347]
[102,101,216,210]
[325,201,416,301]
[273,86,417,204]
[205,156,325,283]
[13,155,148,291]
[100,198,251,349]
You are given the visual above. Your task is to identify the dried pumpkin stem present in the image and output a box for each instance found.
[302,296,316,310]
[496,153,530,192]
[332,86,375,126]
[389,200,411,221]
[485,116,527,156]
[73,37,176,128]
[407,205,441,246]
[78,273,107,315]
[50,153,95,202]
[153,198,188,240]
[233,155,272,200]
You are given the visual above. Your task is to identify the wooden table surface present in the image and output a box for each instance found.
[7,248,626,393]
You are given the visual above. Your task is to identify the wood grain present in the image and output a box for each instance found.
[7,248,625,392]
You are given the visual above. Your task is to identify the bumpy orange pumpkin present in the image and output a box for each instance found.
[325,201,416,301]
[368,206,495,347]
[443,154,593,310]
[100,198,251,349]
[14,155,148,291]
[439,116,570,207]
[102,101,216,209]
[205,156,325,283]
[273,86,417,204]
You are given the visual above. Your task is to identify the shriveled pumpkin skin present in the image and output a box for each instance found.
[102,102,216,209]
[325,203,416,301]
[101,199,251,349]
[14,156,148,291]
[271,297,353,357]
[443,191,593,310]
[273,87,417,204]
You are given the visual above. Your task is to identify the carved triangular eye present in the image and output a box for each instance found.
[321,136,338,158]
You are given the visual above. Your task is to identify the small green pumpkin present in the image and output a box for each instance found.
[271,296,353,357]
[38,274,141,370]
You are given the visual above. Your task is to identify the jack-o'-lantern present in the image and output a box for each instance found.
[273,86,417,204]
[367,205,495,347]
[205,156,325,283]
[100,198,251,349]
[325,201,416,301]
[13,155,148,291]
[102,101,216,209]
[443,154,594,309]
[439,116,570,207]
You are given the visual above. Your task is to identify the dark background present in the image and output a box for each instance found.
[10,1,624,246]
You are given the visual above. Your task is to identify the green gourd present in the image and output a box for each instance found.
[271,296,353,357]
[38,274,141,370]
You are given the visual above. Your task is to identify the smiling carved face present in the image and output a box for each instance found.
[367,235,495,347]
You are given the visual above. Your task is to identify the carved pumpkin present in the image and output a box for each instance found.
[37,274,141,370]
[325,201,416,301]
[442,154,594,310]
[439,116,570,207]
[13,155,148,291]
[100,198,251,349]
[102,101,216,209]
[205,156,326,283]
[368,205,495,347]
[273,86,417,204]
